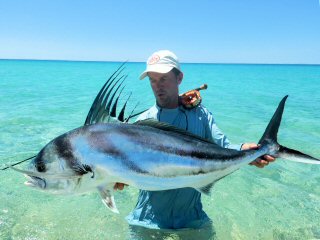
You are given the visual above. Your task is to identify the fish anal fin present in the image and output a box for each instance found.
[97,185,119,214]
[197,182,215,196]
[197,173,233,195]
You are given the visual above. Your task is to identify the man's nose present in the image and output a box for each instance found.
[156,81,164,88]
[152,82,160,90]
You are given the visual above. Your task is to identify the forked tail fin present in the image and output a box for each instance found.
[259,95,320,164]
[258,95,288,146]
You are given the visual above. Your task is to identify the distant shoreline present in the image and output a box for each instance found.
[0,58,319,66]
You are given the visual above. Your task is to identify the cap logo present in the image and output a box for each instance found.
[148,54,160,65]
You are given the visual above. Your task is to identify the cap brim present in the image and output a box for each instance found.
[139,65,174,80]
[139,71,148,80]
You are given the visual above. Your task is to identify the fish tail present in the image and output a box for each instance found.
[258,95,320,164]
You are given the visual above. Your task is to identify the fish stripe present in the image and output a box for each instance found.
[87,131,149,174]
[54,134,85,175]
[35,149,46,172]
[119,127,245,161]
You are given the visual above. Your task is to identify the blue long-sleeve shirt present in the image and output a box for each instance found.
[126,104,242,229]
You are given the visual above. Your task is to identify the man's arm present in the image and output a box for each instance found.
[204,107,276,168]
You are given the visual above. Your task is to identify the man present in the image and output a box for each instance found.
[116,50,275,230]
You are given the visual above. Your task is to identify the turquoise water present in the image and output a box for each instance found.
[0,60,320,240]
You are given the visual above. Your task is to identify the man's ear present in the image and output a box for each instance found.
[177,72,183,85]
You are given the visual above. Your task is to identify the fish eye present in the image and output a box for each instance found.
[36,162,46,172]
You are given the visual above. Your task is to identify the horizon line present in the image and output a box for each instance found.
[1,58,320,66]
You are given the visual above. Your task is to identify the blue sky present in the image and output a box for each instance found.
[0,0,319,64]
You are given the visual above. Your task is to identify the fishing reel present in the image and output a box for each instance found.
[179,84,208,109]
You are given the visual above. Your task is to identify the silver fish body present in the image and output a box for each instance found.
[27,122,268,192]
[19,120,273,213]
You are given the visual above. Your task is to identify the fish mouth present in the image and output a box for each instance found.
[24,175,46,189]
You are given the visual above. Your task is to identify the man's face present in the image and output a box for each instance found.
[148,71,183,108]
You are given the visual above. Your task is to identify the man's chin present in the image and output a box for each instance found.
[156,99,168,108]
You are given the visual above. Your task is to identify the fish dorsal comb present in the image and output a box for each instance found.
[84,63,146,125]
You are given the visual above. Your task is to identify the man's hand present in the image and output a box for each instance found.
[241,143,276,168]
[113,183,128,191]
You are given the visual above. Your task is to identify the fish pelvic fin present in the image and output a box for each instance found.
[97,184,119,214]
[259,95,320,164]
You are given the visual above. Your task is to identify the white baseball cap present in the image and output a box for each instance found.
[139,50,181,80]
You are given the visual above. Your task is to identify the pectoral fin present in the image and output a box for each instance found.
[97,185,119,214]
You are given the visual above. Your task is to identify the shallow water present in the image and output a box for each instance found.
[0,60,320,239]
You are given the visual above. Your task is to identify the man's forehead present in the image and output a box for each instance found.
[147,71,173,79]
